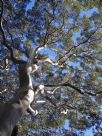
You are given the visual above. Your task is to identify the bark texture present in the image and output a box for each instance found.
[0,64,34,136]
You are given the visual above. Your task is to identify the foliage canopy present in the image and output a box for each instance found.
[0,0,102,135]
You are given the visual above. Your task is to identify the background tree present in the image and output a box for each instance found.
[0,0,102,135]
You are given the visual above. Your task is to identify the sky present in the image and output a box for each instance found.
[73,7,99,44]
[26,0,35,11]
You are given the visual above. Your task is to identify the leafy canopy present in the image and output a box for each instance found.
[0,0,102,135]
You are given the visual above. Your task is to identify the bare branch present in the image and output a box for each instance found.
[33,46,46,58]
[44,82,98,96]
[46,86,61,94]
[27,105,38,116]
[38,57,57,65]
[37,57,63,67]
[45,82,84,95]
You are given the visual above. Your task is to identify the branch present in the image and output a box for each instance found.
[26,45,47,67]
[45,82,84,95]
[38,57,57,65]
[34,46,47,58]
[46,87,61,94]
[25,45,63,68]
[5,22,29,58]
[58,28,99,63]
[0,57,9,70]
[44,82,98,96]
[38,57,64,68]
[33,10,57,59]
[27,105,38,116]
[31,18,53,61]
[0,0,26,64]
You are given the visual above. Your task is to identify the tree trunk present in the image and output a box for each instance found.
[0,63,34,136]
[11,125,18,136]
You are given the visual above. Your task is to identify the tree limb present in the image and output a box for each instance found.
[44,82,99,96]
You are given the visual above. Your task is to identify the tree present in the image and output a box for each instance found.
[0,0,102,135]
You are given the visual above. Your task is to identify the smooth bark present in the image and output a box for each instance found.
[0,64,35,136]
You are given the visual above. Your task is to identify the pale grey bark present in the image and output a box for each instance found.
[0,64,35,136]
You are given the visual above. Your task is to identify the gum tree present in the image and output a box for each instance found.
[0,0,102,135]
